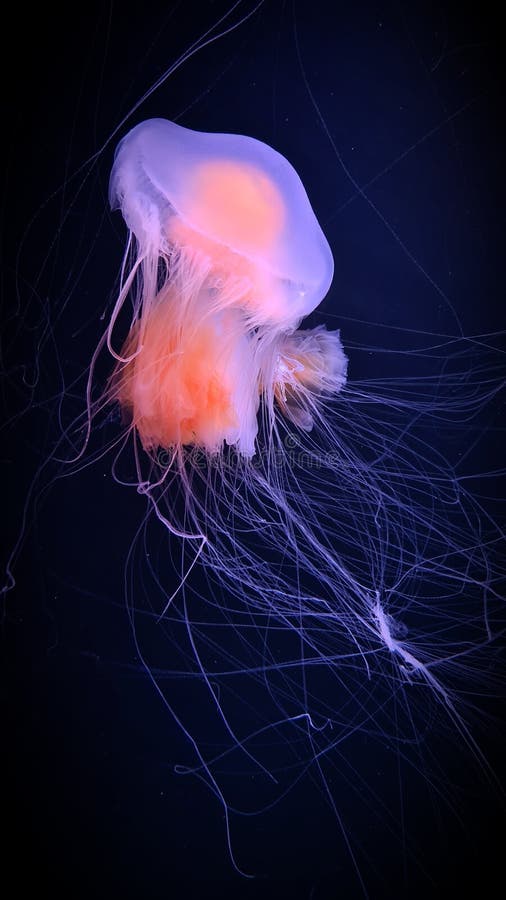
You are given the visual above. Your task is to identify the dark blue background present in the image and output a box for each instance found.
[2,2,504,898]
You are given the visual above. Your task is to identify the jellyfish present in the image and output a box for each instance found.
[108,118,347,459]
[95,119,504,884]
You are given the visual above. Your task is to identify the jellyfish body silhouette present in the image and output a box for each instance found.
[109,119,345,454]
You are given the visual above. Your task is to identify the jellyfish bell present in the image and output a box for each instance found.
[109,118,347,456]
[109,118,334,328]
